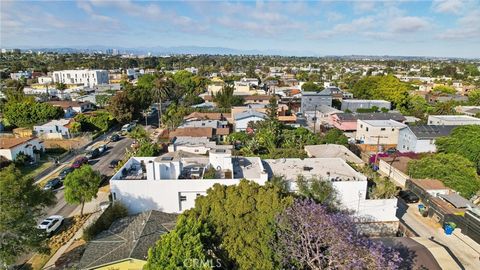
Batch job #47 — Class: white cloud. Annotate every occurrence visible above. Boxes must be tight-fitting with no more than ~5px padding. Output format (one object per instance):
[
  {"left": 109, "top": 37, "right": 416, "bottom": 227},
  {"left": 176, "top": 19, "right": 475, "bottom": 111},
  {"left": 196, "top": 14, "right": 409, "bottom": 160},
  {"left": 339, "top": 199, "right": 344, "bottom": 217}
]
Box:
[
  {"left": 333, "top": 17, "right": 375, "bottom": 32},
  {"left": 326, "top": 11, "right": 344, "bottom": 22},
  {"left": 353, "top": 1, "right": 376, "bottom": 13},
  {"left": 438, "top": 9, "right": 480, "bottom": 39},
  {"left": 389, "top": 16, "right": 430, "bottom": 33},
  {"left": 432, "top": 0, "right": 464, "bottom": 14}
]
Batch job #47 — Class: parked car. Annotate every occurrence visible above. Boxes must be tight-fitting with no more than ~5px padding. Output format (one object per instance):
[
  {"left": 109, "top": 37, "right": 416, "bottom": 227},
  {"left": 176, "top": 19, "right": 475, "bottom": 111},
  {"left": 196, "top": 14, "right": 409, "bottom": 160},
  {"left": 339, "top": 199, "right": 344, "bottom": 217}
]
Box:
[
  {"left": 98, "top": 144, "right": 108, "bottom": 154},
  {"left": 121, "top": 124, "right": 133, "bottom": 133},
  {"left": 72, "top": 157, "right": 88, "bottom": 168},
  {"left": 58, "top": 167, "right": 74, "bottom": 180},
  {"left": 37, "top": 215, "right": 64, "bottom": 235},
  {"left": 109, "top": 159, "right": 121, "bottom": 168},
  {"left": 110, "top": 133, "right": 121, "bottom": 142},
  {"left": 86, "top": 149, "right": 100, "bottom": 160},
  {"left": 43, "top": 178, "right": 63, "bottom": 190},
  {"left": 398, "top": 190, "right": 420, "bottom": 204}
]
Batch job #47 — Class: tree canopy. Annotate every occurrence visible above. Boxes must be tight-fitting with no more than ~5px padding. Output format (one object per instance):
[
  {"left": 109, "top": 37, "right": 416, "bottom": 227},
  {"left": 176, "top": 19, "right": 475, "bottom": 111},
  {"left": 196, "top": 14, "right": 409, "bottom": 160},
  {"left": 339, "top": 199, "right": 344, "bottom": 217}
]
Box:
[
  {"left": 3, "top": 99, "right": 64, "bottom": 127},
  {"left": 0, "top": 165, "right": 55, "bottom": 265},
  {"left": 351, "top": 75, "right": 410, "bottom": 107},
  {"left": 146, "top": 180, "right": 294, "bottom": 270},
  {"left": 408, "top": 153, "right": 480, "bottom": 198},
  {"left": 301, "top": 81, "right": 323, "bottom": 92},
  {"left": 213, "top": 85, "right": 244, "bottom": 109},
  {"left": 436, "top": 125, "right": 480, "bottom": 169},
  {"left": 64, "top": 165, "right": 101, "bottom": 215},
  {"left": 274, "top": 199, "right": 401, "bottom": 269}
]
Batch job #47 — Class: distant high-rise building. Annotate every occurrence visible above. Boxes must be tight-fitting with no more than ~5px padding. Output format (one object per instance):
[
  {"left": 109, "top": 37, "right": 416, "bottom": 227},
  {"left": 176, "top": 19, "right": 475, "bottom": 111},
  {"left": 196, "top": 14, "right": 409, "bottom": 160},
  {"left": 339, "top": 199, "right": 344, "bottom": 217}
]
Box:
[
  {"left": 112, "top": 48, "right": 119, "bottom": 55},
  {"left": 105, "top": 48, "right": 113, "bottom": 55}
]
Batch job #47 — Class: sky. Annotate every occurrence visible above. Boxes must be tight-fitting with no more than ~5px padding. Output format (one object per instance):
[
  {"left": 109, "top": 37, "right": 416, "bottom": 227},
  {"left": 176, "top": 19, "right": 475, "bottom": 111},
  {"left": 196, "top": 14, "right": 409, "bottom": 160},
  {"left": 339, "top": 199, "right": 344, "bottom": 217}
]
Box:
[{"left": 1, "top": 0, "right": 479, "bottom": 58}]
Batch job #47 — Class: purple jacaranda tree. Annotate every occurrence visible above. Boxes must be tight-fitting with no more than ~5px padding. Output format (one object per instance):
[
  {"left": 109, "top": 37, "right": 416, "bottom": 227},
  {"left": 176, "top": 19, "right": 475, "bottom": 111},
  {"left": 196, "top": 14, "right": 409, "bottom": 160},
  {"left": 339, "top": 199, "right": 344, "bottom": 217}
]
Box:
[{"left": 274, "top": 199, "right": 402, "bottom": 270}]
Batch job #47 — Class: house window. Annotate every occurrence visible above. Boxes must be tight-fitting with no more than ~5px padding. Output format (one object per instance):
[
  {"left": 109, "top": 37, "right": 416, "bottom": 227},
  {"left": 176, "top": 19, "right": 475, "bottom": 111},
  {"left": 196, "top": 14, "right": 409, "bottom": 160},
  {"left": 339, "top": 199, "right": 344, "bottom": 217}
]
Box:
[
  {"left": 366, "top": 127, "right": 369, "bottom": 131},
  {"left": 392, "top": 128, "right": 395, "bottom": 131},
  {"left": 360, "top": 124, "right": 363, "bottom": 128},
  {"left": 180, "top": 195, "right": 187, "bottom": 202},
  {"left": 112, "top": 192, "right": 116, "bottom": 200},
  {"left": 380, "top": 128, "right": 386, "bottom": 131}
]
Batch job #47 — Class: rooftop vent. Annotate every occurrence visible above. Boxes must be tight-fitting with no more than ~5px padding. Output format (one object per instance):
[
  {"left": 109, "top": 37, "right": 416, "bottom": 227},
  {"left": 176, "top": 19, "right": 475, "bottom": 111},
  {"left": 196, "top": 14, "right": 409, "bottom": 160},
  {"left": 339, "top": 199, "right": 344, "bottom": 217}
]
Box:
[
  {"left": 303, "top": 166, "right": 313, "bottom": 171},
  {"left": 161, "top": 157, "right": 174, "bottom": 161}
]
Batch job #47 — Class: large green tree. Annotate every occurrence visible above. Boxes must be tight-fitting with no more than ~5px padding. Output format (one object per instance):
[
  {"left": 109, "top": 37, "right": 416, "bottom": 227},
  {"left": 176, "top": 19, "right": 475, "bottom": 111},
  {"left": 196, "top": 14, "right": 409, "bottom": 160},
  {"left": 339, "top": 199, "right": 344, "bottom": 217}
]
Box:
[
  {"left": 146, "top": 180, "right": 293, "bottom": 270},
  {"left": 408, "top": 153, "right": 480, "bottom": 198},
  {"left": 145, "top": 215, "right": 216, "bottom": 270},
  {"left": 436, "top": 125, "right": 480, "bottom": 169},
  {"left": 351, "top": 75, "right": 410, "bottom": 107},
  {"left": 3, "top": 100, "right": 64, "bottom": 127},
  {"left": 213, "top": 85, "right": 244, "bottom": 109},
  {"left": 64, "top": 165, "right": 101, "bottom": 215},
  {"left": 467, "top": 89, "right": 480, "bottom": 105},
  {"left": 108, "top": 91, "right": 136, "bottom": 123},
  {"left": 0, "top": 165, "right": 55, "bottom": 265}
]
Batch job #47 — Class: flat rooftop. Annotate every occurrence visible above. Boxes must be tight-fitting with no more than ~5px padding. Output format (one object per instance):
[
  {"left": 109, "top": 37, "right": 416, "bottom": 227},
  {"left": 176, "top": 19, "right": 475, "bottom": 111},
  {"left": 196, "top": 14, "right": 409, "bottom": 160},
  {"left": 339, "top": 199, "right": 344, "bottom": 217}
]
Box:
[
  {"left": 360, "top": 119, "right": 407, "bottom": 127},
  {"left": 429, "top": 115, "right": 480, "bottom": 121},
  {"left": 263, "top": 158, "right": 366, "bottom": 182},
  {"left": 304, "top": 144, "right": 364, "bottom": 165}
]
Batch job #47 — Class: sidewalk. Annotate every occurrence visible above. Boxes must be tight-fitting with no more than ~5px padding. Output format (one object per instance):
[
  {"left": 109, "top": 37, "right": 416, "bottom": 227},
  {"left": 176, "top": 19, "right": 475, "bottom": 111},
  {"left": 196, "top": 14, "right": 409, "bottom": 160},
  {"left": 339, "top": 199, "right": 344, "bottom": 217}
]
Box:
[{"left": 42, "top": 191, "right": 110, "bottom": 269}]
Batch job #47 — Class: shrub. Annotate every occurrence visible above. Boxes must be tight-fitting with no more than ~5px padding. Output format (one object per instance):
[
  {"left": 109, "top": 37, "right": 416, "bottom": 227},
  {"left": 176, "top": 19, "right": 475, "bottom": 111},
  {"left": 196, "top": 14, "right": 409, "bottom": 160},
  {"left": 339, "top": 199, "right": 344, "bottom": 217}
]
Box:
[{"left": 82, "top": 203, "right": 128, "bottom": 241}]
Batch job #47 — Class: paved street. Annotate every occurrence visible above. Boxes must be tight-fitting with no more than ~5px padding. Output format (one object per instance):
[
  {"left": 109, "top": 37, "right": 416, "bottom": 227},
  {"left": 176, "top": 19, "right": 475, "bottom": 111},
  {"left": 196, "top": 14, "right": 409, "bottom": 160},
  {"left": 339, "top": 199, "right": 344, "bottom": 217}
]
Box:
[{"left": 42, "top": 136, "right": 133, "bottom": 218}]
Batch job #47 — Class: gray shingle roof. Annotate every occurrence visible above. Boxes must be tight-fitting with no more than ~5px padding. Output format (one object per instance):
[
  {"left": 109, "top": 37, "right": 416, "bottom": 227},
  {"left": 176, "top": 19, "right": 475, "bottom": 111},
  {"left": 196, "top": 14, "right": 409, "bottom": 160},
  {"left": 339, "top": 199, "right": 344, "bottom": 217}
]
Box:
[
  {"left": 78, "top": 210, "right": 177, "bottom": 269},
  {"left": 409, "top": 125, "right": 457, "bottom": 139},
  {"left": 439, "top": 193, "right": 475, "bottom": 209}
]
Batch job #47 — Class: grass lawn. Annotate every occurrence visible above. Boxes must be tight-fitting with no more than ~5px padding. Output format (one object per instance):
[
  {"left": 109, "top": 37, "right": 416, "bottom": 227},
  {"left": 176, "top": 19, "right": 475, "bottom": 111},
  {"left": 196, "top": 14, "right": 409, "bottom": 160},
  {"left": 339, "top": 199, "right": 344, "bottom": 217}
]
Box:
[{"left": 19, "top": 158, "right": 53, "bottom": 178}]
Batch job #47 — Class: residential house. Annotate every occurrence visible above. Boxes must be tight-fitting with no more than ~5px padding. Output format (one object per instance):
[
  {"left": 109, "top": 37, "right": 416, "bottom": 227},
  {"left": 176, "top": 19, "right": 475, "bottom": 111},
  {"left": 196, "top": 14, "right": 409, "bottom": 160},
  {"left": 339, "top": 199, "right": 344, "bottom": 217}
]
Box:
[
  {"left": 356, "top": 119, "right": 407, "bottom": 145},
  {"left": 304, "top": 144, "right": 364, "bottom": 166},
  {"left": 10, "top": 71, "right": 32, "bottom": 80},
  {"left": 330, "top": 112, "right": 406, "bottom": 132},
  {"left": 455, "top": 106, "right": 480, "bottom": 117},
  {"left": 300, "top": 89, "right": 333, "bottom": 112},
  {"left": 234, "top": 110, "right": 267, "bottom": 132},
  {"left": 78, "top": 210, "right": 177, "bottom": 270},
  {"left": 47, "top": 100, "right": 95, "bottom": 117},
  {"left": 33, "top": 119, "right": 74, "bottom": 139},
  {"left": 427, "top": 115, "right": 480, "bottom": 126},
  {"left": 263, "top": 158, "right": 397, "bottom": 222},
  {"left": 341, "top": 100, "right": 391, "bottom": 112},
  {"left": 0, "top": 137, "right": 44, "bottom": 161},
  {"left": 184, "top": 112, "right": 230, "bottom": 122},
  {"left": 304, "top": 105, "right": 342, "bottom": 126},
  {"left": 168, "top": 137, "right": 233, "bottom": 154},
  {"left": 110, "top": 150, "right": 269, "bottom": 213},
  {"left": 207, "top": 77, "right": 224, "bottom": 94},
  {"left": 169, "top": 127, "right": 214, "bottom": 139},
  {"left": 243, "top": 95, "right": 271, "bottom": 105},
  {"left": 397, "top": 125, "right": 456, "bottom": 153}
]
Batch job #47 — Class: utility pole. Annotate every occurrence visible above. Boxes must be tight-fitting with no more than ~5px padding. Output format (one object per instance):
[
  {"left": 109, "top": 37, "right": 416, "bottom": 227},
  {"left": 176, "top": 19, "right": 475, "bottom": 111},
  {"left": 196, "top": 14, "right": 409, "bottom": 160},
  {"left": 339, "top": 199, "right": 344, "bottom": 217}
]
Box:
[
  {"left": 313, "top": 104, "right": 318, "bottom": 133},
  {"left": 371, "top": 135, "right": 388, "bottom": 165}
]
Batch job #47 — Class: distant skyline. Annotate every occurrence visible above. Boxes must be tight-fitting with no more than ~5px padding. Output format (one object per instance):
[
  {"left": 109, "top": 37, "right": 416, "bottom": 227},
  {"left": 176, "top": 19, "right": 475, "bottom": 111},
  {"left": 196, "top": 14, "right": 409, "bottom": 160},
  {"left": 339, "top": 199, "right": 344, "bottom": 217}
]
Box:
[{"left": 1, "top": 0, "right": 479, "bottom": 58}]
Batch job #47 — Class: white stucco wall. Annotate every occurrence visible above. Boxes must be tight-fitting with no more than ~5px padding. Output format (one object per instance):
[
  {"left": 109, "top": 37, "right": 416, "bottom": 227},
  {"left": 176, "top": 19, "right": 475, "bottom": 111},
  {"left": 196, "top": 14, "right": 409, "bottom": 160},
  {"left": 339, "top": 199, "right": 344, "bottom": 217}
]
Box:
[
  {"left": 398, "top": 127, "right": 436, "bottom": 153},
  {"left": 111, "top": 177, "right": 268, "bottom": 214},
  {"left": 357, "top": 199, "right": 398, "bottom": 222},
  {"left": 378, "top": 159, "right": 408, "bottom": 187},
  {"left": 235, "top": 116, "right": 265, "bottom": 131},
  {"left": 0, "top": 138, "right": 44, "bottom": 161}
]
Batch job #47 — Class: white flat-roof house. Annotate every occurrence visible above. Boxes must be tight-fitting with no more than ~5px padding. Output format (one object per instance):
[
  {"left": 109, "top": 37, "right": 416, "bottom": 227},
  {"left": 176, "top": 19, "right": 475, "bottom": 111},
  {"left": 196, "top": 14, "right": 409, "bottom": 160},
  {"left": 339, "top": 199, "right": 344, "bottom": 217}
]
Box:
[
  {"left": 168, "top": 137, "right": 233, "bottom": 155},
  {"left": 0, "top": 137, "right": 44, "bottom": 161},
  {"left": 33, "top": 119, "right": 73, "bottom": 139},
  {"left": 263, "top": 158, "right": 398, "bottom": 222},
  {"left": 52, "top": 70, "right": 109, "bottom": 87},
  {"left": 427, "top": 115, "right": 480, "bottom": 126},
  {"left": 356, "top": 119, "right": 407, "bottom": 145},
  {"left": 110, "top": 150, "right": 269, "bottom": 214}
]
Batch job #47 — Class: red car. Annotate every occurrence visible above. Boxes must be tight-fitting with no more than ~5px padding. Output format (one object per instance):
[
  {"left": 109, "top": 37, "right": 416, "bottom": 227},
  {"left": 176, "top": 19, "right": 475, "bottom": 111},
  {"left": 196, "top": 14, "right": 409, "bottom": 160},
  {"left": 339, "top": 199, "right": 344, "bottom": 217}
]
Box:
[{"left": 72, "top": 157, "right": 88, "bottom": 168}]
